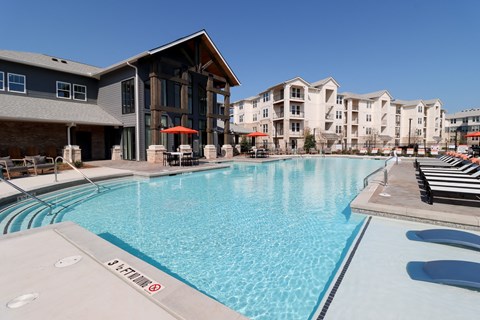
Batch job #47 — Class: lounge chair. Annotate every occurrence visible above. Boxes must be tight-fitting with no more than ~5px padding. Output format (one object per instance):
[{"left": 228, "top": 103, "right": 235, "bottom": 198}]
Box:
[
  {"left": 407, "top": 260, "right": 480, "bottom": 290},
  {"left": 371, "top": 148, "right": 378, "bottom": 155},
  {"left": 421, "top": 168, "right": 480, "bottom": 180},
  {"left": 420, "top": 163, "right": 477, "bottom": 174},
  {"left": 24, "top": 155, "right": 55, "bottom": 175},
  {"left": 425, "top": 184, "right": 480, "bottom": 205},
  {"left": 0, "top": 156, "right": 30, "bottom": 179},
  {"left": 359, "top": 148, "right": 367, "bottom": 155},
  {"left": 417, "top": 148, "right": 426, "bottom": 156},
  {"left": 407, "top": 229, "right": 480, "bottom": 250},
  {"left": 382, "top": 148, "right": 391, "bottom": 156}
]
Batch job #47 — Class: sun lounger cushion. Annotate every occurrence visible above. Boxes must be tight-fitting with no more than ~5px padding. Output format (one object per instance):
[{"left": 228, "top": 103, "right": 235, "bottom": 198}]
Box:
[
  {"left": 0, "top": 156, "right": 14, "bottom": 168},
  {"left": 410, "top": 229, "right": 480, "bottom": 250}
]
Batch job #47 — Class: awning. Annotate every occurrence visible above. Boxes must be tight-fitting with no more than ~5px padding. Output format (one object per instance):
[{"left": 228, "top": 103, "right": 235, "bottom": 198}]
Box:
[
  {"left": 321, "top": 132, "right": 339, "bottom": 140},
  {"left": 378, "top": 135, "right": 393, "bottom": 141}
]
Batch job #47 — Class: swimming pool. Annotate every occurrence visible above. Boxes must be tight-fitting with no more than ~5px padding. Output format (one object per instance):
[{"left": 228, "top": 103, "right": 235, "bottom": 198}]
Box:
[{"left": 2, "top": 157, "right": 382, "bottom": 319}]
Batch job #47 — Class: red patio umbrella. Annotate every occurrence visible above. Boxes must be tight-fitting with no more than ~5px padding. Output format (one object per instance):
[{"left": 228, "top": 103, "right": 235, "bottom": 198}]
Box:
[
  {"left": 160, "top": 126, "right": 198, "bottom": 134},
  {"left": 465, "top": 131, "right": 480, "bottom": 138},
  {"left": 246, "top": 131, "right": 268, "bottom": 137}
]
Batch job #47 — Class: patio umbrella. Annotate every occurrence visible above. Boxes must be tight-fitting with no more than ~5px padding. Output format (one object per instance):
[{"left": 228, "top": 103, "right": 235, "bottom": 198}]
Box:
[
  {"left": 465, "top": 131, "right": 480, "bottom": 138},
  {"left": 246, "top": 131, "right": 268, "bottom": 137},
  {"left": 160, "top": 125, "right": 198, "bottom": 135}
]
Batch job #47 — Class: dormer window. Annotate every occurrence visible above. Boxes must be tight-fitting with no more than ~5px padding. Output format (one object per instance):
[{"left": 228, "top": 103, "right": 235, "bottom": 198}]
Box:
[{"left": 57, "top": 81, "right": 71, "bottom": 99}]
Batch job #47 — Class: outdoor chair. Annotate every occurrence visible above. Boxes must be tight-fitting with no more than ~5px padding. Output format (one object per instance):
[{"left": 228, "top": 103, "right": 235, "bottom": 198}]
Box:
[
  {"left": 24, "top": 155, "right": 55, "bottom": 175},
  {"left": 0, "top": 156, "right": 30, "bottom": 179}
]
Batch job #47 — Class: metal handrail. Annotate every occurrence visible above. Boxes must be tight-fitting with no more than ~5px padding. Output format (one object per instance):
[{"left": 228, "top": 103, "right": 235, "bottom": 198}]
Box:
[
  {"left": 363, "top": 166, "right": 385, "bottom": 188},
  {"left": 0, "top": 170, "right": 53, "bottom": 214},
  {"left": 363, "top": 155, "right": 396, "bottom": 189},
  {"left": 54, "top": 156, "right": 100, "bottom": 193}
]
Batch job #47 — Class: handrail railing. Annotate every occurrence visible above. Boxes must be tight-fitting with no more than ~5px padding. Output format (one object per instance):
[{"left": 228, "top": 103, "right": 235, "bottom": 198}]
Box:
[
  {"left": 363, "top": 167, "right": 385, "bottom": 189},
  {"left": 54, "top": 156, "right": 100, "bottom": 193},
  {"left": 363, "top": 155, "right": 397, "bottom": 189},
  {"left": 0, "top": 169, "right": 53, "bottom": 214}
]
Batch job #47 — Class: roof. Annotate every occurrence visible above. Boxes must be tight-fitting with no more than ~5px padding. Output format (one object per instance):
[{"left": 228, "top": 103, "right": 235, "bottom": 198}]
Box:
[
  {"left": 321, "top": 132, "right": 339, "bottom": 140},
  {"left": 0, "top": 50, "right": 102, "bottom": 77},
  {"left": 311, "top": 77, "right": 340, "bottom": 88},
  {"left": 263, "top": 76, "right": 311, "bottom": 92},
  {"left": 0, "top": 94, "right": 122, "bottom": 126},
  {"left": 216, "top": 121, "right": 252, "bottom": 134},
  {"left": 393, "top": 99, "right": 424, "bottom": 107},
  {"left": 339, "top": 92, "right": 374, "bottom": 101},
  {"left": 363, "top": 90, "right": 393, "bottom": 100},
  {"left": 423, "top": 99, "right": 443, "bottom": 106},
  {"left": 95, "top": 30, "right": 240, "bottom": 86}
]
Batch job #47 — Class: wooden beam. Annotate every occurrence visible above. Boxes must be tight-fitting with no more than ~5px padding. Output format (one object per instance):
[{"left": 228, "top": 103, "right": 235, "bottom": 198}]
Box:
[
  {"left": 207, "top": 113, "right": 230, "bottom": 121},
  {"left": 158, "top": 73, "right": 189, "bottom": 85},
  {"left": 159, "top": 106, "right": 188, "bottom": 114},
  {"left": 209, "top": 87, "right": 230, "bottom": 97}
]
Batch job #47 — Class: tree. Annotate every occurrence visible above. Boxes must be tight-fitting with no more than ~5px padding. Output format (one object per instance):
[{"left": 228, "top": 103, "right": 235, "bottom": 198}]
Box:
[{"left": 303, "top": 127, "right": 316, "bottom": 151}]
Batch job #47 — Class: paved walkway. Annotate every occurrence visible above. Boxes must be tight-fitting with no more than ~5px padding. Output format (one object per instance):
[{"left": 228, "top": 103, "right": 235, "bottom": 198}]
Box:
[{"left": 351, "top": 158, "right": 480, "bottom": 229}]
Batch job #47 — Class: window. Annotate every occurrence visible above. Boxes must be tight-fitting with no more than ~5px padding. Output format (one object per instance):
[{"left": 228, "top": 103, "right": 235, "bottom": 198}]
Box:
[
  {"left": 291, "top": 105, "right": 300, "bottom": 115},
  {"left": 366, "top": 101, "right": 372, "bottom": 109},
  {"left": 336, "top": 110, "right": 342, "bottom": 119},
  {"left": 418, "top": 105, "right": 423, "bottom": 113},
  {"left": 263, "top": 92, "right": 270, "bottom": 102},
  {"left": 253, "top": 113, "right": 258, "bottom": 121},
  {"left": 366, "top": 114, "right": 372, "bottom": 122},
  {"left": 416, "top": 129, "right": 422, "bottom": 136},
  {"left": 451, "top": 119, "right": 456, "bottom": 124},
  {"left": 56, "top": 81, "right": 71, "bottom": 99},
  {"left": 8, "top": 73, "right": 26, "bottom": 93},
  {"left": 121, "top": 78, "right": 135, "bottom": 114},
  {"left": 262, "top": 124, "right": 268, "bottom": 133},
  {"left": 253, "top": 100, "right": 258, "bottom": 108},
  {"left": 262, "top": 108, "right": 269, "bottom": 118},
  {"left": 73, "top": 84, "right": 87, "bottom": 101},
  {"left": 239, "top": 102, "right": 244, "bottom": 110},
  {"left": 366, "top": 127, "right": 372, "bottom": 135},
  {"left": 239, "top": 115, "right": 244, "bottom": 123},
  {"left": 0, "top": 71, "right": 4, "bottom": 90},
  {"left": 336, "top": 95, "right": 343, "bottom": 104},
  {"left": 291, "top": 122, "right": 300, "bottom": 132},
  {"left": 291, "top": 87, "right": 301, "bottom": 98},
  {"left": 336, "top": 125, "right": 342, "bottom": 134},
  {"left": 418, "top": 118, "right": 422, "bottom": 125}
]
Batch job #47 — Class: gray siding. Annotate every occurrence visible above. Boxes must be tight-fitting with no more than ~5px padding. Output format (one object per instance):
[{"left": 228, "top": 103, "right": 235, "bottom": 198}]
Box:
[{"left": 0, "top": 60, "right": 98, "bottom": 103}]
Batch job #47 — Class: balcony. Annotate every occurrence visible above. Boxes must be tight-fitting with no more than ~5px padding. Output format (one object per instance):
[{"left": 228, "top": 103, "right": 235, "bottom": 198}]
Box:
[
  {"left": 325, "top": 114, "right": 334, "bottom": 122},
  {"left": 395, "top": 122, "right": 401, "bottom": 126},
  {"left": 381, "top": 120, "right": 387, "bottom": 126},
  {"left": 290, "top": 130, "right": 304, "bottom": 137},
  {"left": 273, "top": 93, "right": 284, "bottom": 104},
  {"left": 351, "top": 106, "right": 359, "bottom": 112},
  {"left": 290, "top": 112, "right": 304, "bottom": 119},
  {"left": 351, "top": 118, "right": 359, "bottom": 125},
  {"left": 290, "top": 93, "right": 304, "bottom": 101},
  {"left": 273, "top": 112, "right": 284, "bottom": 120},
  {"left": 274, "top": 129, "right": 284, "bottom": 137}
]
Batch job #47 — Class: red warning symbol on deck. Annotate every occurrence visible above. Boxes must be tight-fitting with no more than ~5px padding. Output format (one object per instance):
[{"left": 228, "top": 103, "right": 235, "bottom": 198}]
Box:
[{"left": 148, "top": 283, "right": 163, "bottom": 293}]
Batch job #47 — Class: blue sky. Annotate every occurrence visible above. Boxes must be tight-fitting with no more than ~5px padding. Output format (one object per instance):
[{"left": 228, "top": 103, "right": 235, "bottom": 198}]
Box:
[{"left": 3, "top": 0, "right": 480, "bottom": 113}]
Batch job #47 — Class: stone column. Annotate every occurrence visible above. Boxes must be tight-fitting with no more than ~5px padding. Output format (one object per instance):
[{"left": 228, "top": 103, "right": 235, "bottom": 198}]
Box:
[
  {"left": 204, "top": 145, "right": 217, "bottom": 160},
  {"left": 221, "top": 144, "right": 233, "bottom": 158},
  {"left": 63, "top": 145, "right": 81, "bottom": 163},
  {"left": 111, "top": 145, "right": 122, "bottom": 160},
  {"left": 205, "top": 75, "right": 216, "bottom": 159},
  {"left": 147, "top": 145, "right": 167, "bottom": 164}
]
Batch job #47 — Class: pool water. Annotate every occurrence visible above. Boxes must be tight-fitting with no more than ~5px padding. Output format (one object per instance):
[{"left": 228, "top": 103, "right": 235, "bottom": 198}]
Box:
[{"left": 53, "top": 158, "right": 381, "bottom": 319}]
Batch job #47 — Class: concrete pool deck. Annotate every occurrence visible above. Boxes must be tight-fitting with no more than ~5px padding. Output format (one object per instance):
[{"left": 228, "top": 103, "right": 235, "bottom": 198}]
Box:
[{"left": 1, "top": 155, "right": 480, "bottom": 319}]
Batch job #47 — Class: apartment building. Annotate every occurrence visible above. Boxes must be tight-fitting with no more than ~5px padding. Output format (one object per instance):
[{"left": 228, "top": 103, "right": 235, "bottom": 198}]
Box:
[
  {"left": 445, "top": 108, "right": 480, "bottom": 147},
  {"left": 0, "top": 30, "right": 239, "bottom": 161},
  {"left": 232, "top": 77, "right": 444, "bottom": 151}
]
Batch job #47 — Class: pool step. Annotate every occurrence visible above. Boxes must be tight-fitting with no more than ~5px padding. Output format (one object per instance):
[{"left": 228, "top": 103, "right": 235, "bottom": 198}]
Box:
[{"left": 0, "top": 179, "right": 136, "bottom": 234}]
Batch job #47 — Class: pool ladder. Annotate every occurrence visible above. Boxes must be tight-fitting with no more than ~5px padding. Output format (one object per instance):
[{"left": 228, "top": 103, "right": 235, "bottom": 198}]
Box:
[
  {"left": 363, "top": 155, "right": 396, "bottom": 188},
  {"left": 54, "top": 156, "right": 101, "bottom": 193}
]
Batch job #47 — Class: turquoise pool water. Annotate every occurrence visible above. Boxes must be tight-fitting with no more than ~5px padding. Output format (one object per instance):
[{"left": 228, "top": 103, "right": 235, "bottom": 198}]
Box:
[{"left": 52, "top": 158, "right": 379, "bottom": 319}]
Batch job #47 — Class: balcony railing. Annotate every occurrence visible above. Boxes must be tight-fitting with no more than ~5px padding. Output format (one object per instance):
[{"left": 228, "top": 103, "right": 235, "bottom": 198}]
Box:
[
  {"left": 290, "top": 93, "right": 305, "bottom": 100},
  {"left": 290, "top": 112, "right": 304, "bottom": 118},
  {"left": 352, "top": 106, "right": 359, "bottom": 111},
  {"left": 351, "top": 119, "right": 359, "bottom": 124},
  {"left": 381, "top": 120, "right": 387, "bottom": 126},
  {"left": 326, "top": 114, "right": 334, "bottom": 121},
  {"left": 273, "top": 112, "right": 284, "bottom": 119},
  {"left": 290, "top": 130, "right": 304, "bottom": 136},
  {"left": 273, "top": 94, "right": 284, "bottom": 102}
]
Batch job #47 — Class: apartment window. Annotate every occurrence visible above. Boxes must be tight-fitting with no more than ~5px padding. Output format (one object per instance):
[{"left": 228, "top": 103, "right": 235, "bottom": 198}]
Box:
[
  {"left": 73, "top": 84, "right": 87, "bottom": 101},
  {"left": 451, "top": 119, "right": 456, "bottom": 124},
  {"left": 335, "top": 125, "right": 342, "bottom": 134},
  {"left": 366, "top": 114, "right": 372, "bottom": 122},
  {"left": 418, "top": 105, "right": 423, "bottom": 113},
  {"left": 366, "top": 101, "right": 372, "bottom": 109},
  {"left": 0, "top": 71, "right": 4, "bottom": 90},
  {"left": 253, "top": 100, "right": 258, "bottom": 108},
  {"left": 291, "top": 87, "right": 301, "bottom": 98},
  {"left": 56, "top": 81, "right": 71, "bottom": 99},
  {"left": 262, "top": 108, "right": 269, "bottom": 118},
  {"left": 418, "top": 118, "right": 422, "bottom": 125},
  {"left": 336, "top": 95, "right": 343, "bottom": 104},
  {"left": 291, "top": 105, "right": 300, "bottom": 115},
  {"left": 416, "top": 129, "right": 422, "bottom": 136},
  {"left": 366, "top": 127, "right": 372, "bottom": 135},
  {"left": 263, "top": 92, "right": 270, "bottom": 102},
  {"left": 291, "top": 122, "right": 300, "bottom": 132},
  {"left": 253, "top": 113, "right": 258, "bottom": 121},
  {"left": 262, "top": 124, "right": 268, "bottom": 133},
  {"left": 253, "top": 126, "right": 257, "bottom": 132},
  {"left": 239, "top": 115, "right": 244, "bottom": 123},
  {"left": 336, "top": 110, "right": 342, "bottom": 119},
  {"left": 8, "top": 73, "right": 26, "bottom": 93},
  {"left": 239, "top": 102, "right": 244, "bottom": 110},
  {"left": 121, "top": 78, "right": 135, "bottom": 114}
]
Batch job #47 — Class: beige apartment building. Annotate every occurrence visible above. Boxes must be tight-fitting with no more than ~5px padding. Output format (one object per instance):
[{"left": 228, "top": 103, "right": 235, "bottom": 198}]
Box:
[
  {"left": 445, "top": 108, "right": 480, "bottom": 147},
  {"left": 232, "top": 77, "right": 445, "bottom": 152}
]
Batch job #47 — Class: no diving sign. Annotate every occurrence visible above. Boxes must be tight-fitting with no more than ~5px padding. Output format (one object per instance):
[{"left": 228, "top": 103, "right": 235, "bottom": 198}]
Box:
[{"left": 105, "top": 259, "right": 164, "bottom": 296}]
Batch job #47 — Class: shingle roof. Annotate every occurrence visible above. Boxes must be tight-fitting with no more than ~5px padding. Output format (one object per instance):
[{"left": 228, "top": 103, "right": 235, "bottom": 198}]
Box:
[
  {"left": 0, "top": 94, "right": 122, "bottom": 126},
  {"left": 363, "top": 90, "right": 393, "bottom": 99},
  {"left": 311, "top": 77, "right": 340, "bottom": 88},
  {"left": 393, "top": 99, "right": 424, "bottom": 107},
  {"left": 0, "top": 50, "right": 103, "bottom": 77},
  {"left": 339, "top": 92, "right": 374, "bottom": 101}
]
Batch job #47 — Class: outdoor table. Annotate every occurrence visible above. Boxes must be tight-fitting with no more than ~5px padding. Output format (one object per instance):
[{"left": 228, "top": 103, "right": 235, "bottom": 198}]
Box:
[{"left": 170, "top": 152, "right": 184, "bottom": 167}]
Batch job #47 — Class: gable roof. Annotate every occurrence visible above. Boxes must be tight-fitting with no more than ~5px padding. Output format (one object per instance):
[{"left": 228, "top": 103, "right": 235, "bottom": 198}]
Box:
[
  {"left": 363, "top": 90, "right": 393, "bottom": 100},
  {"left": 311, "top": 77, "right": 340, "bottom": 88},
  {"left": 423, "top": 98, "right": 443, "bottom": 106},
  {"left": 95, "top": 30, "right": 240, "bottom": 86},
  {"left": 394, "top": 99, "right": 425, "bottom": 107},
  {"left": 339, "top": 92, "right": 374, "bottom": 101},
  {"left": 0, "top": 94, "right": 122, "bottom": 126},
  {"left": 0, "top": 50, "right": 102, "bottom": 77}
]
